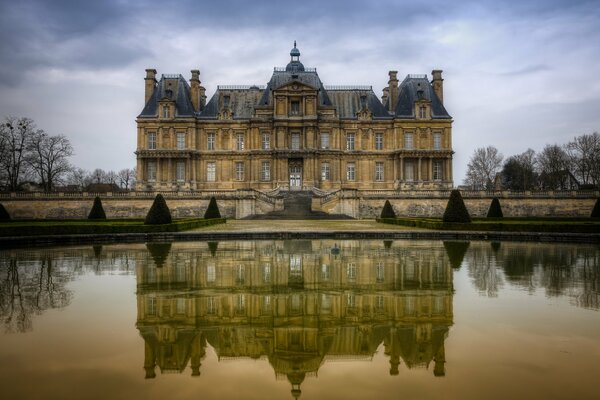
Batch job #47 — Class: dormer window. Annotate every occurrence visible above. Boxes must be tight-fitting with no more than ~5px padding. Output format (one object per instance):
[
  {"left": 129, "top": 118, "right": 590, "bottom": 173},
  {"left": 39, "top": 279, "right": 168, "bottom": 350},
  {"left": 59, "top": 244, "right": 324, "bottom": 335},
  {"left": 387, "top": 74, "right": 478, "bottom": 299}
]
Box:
[
  {"left": 162, "top": 105, "right": 170, "bottom": 118},
  {"left": 223, "top": 95, "right": 230, "bottom": 108},
  {"left": 290, "top": 100, "right": 300, "bottom": 115},
  {"left": 360, "top": 95, "right": 367, "bottom": 108},
  {"left": 419, "top": 105, "right": 427, "bottom": 119}
]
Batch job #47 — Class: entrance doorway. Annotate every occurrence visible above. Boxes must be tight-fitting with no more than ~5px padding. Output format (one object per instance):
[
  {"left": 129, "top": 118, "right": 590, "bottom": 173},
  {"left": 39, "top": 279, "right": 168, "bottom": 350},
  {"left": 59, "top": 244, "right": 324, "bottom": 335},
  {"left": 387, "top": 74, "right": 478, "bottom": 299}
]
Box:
[{"left": 289, "top": 159, "right": 303, "bottom": 189}]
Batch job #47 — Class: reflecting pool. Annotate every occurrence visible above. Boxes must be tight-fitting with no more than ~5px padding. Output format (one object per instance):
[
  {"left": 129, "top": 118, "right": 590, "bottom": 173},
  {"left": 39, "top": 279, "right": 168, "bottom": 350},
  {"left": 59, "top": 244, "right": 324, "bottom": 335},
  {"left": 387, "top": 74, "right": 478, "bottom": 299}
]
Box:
[{"left": 0, "top": 240, "right": 599, "bottom": 399}]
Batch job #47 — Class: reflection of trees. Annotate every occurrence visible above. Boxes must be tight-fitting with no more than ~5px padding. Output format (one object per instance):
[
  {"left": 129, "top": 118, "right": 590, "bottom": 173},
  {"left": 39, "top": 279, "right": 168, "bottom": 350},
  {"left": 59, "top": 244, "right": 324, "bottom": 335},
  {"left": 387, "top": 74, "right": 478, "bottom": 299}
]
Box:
[{"left": 466, "top": 243, "right": 503, "bottom": 297}]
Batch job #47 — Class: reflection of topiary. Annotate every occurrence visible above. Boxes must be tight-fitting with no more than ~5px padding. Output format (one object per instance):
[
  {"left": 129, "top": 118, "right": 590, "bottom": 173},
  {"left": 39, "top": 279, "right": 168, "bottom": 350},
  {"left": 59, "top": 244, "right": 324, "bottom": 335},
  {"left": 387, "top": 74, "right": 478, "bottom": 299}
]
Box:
[
  {"left": 204, "top": 197, "right": 222, "bottom": 219},
  {"left": 380, "top": 200, "right": 396, "bottom": 219},
  {"left": 592, "top": 198, "right": 600, "bottom": 218},
  {"left": 487, "top": 197, "right": 503, "bottom": 218},
  {"left": 443, "top": 190, "right": 471, "bottom": 223},
  {"left": 383, "top": 240, "right": 393, "bottom": 250},
  {"left": 146, "top": 242, "right": 172, "bottom": 268},
  {"left": 208, "top": 241, "right": 219, "bottom": 257},
  {"left": 491, "top": 241, "right": 501, "bottom": 253},
  {"left": 443, "top": 241, "right": 470, "bottom": 269},
  {"left": 88, "top": 196, "right": 107, "bottom": 219},
  {"left": 92, "top": 245, "right": 103, "bottom": 258},
  {"left": 0, "top": 202, "right": 10, "bottom": 221},
  {"left": 145, "top": 194, "right": 172, "bottom": 225}
]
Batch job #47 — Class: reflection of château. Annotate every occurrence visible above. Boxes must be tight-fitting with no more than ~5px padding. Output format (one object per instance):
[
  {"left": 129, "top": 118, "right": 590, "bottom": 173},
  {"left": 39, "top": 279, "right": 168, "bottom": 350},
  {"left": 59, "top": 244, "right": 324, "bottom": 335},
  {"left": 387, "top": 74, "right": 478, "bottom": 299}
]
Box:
[{"left": 136, "top": 240, "right": 454, "bottom": 397}]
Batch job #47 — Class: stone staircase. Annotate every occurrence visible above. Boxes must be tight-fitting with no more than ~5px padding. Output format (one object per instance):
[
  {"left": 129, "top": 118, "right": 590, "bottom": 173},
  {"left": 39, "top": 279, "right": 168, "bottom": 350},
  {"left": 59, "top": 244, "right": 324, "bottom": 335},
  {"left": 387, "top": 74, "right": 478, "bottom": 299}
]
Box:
[{"left": 247, "top": 190, "right": 352, "bottom": 220}]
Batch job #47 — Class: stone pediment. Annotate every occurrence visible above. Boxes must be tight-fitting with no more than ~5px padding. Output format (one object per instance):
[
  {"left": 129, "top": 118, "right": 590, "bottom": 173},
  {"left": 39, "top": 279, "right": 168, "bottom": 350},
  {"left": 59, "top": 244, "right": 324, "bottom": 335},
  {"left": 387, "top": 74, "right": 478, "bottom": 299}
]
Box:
[{"left": 274, "top": 81, "right": 318, "bottom": 92}]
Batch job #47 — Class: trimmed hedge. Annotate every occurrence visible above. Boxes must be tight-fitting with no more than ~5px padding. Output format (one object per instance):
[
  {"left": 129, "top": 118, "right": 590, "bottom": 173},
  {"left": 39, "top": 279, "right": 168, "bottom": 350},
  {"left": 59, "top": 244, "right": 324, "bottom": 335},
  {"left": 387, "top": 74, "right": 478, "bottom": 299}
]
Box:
[
  {"left": 377, "top": 217, "right": 600, "bottom": 233},
  {"left": 592, "top": 198, "right": 600, "bottom": 218},
  {"left": 443, "top": 190, "right": 471, "bottom": 223},
  {"left": 487, "top": 198, "right": 503, "bottom": 218},
  {"left": 145, "top": 194, "right": 172, "bottom": 225},
  {"left": 88, "top": 196, "right": 107, "bottom": 219},
  {"left": 0, "top": 217, "right": 226, "bottom": 237},
  {"left": 380, "top": 200, "right": 396, "bottom": 219},
  {"left": 204, "top": 197, "right": 222, "bottom": 219},
  {"left": 0, "top": 202, "right": 10, "bottom": 221}
]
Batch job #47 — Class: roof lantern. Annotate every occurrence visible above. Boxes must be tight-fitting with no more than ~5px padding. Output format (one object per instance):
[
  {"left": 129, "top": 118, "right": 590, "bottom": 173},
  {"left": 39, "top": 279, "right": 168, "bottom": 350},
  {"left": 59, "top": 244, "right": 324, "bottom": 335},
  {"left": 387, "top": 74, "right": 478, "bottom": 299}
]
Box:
[{"left": 286, "top": 41, "right": 305, "bottom": 72}]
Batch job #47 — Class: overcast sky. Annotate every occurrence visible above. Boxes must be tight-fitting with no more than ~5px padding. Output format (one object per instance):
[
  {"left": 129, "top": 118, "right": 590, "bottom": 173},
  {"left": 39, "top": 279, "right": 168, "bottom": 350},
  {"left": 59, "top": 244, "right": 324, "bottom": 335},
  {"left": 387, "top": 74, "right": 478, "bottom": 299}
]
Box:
[{"left": 1, "top": 0, "right": 599, "bottom": 183}]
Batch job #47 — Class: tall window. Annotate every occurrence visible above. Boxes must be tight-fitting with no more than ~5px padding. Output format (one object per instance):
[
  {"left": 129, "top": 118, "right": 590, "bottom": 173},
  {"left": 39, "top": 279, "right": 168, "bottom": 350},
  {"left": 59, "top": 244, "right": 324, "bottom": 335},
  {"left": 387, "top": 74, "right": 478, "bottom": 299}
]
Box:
[
  {"left": 376, "top": 262, "right": 385, "bottom": 283},
  {"left": 263, "top": 264, "right": 271, "bottom": 283},
  {"left": 375, "top": 162, "right": 384, "bottom": 181},
  {"left": 206, "top": 162, "right": 216, "bottom": 182},
  {"left": 176, "top": 161, "right": 185, "bottom": 182},
  {"left": 405, "top": 161, "right": 414, "bottom": 181},
  {"left": 162, "top": 105, "right": 170, "bottom": 118},
  {"left": 207, "top": 263, "right": 216, "bottom": 283},
  {"left": 347, "top": 263, "right": 357, "bottom": 281},
  {"left": 176, "top": 132, "right": 186, "bottom": 149},
  {"left": 207, "top": 133, "right": 215, "bottom": 150},
  {"left": 375, "top": 133, "right": 384, "bottom": 150},
  {"left": 419, "top": 105, "right": 427, "bottom": 119},
  {"left": 262, "top": 133, "right": 270, "bottom": 150},
  {"left": 346, "top": 162, "right": 356, "bottom": 181},
  {"left": 404, "top": 132, "right": 413, "bottom": 149},
  {"left": 346, "top": 133, "right": 355, "bottom": 151},
  {"left": 261, "top": 161, "right": 270, "bottom": 181},
  {"left": 235, "top": 162, "right": 245, "bottom": 181},
  {"left": 433, "top": 160, "right": 443, "bottom": 181},
  {"left": 290, "top": 100, "right": 300, "bottom": 115},
  {"left": 147, "top": 161, "right": 156, "bottom": 181},
  {"left": 433, "top": 132, "right": 442, "bottom": 150},
  {"left": 291, "top": 133, "right": 300, "bottom": 150},
  {"left": 321, "top": 264, "right": 330, "bottom": 281},
  {"left": 321, "top": 162, "right": 330, "bottom": 181},
  {"left": 236, "top": 133, "right": 245, "bottom": 151},
  {"left": 321, "top": 132, "right": 330, "bottom": 149},
  {"left": 147, "top": 132, "right": 156, "bottom": 149},
  {"left": 223, "top": 95, "right": 230, "bottom": 107}
]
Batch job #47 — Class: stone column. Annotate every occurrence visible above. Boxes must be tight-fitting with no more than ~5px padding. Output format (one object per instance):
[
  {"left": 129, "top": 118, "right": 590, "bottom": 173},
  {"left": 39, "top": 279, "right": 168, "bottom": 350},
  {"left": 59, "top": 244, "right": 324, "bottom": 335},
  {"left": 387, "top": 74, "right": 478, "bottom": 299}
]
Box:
[
  {"left": 417, "top": 157, "right": 422, "bottom": 181},
  {"left": 399, "top": 156, "right": 404, "bottom": 182},
  {"left": 428, "top": 157, "right": 433, "bottom": 182}
]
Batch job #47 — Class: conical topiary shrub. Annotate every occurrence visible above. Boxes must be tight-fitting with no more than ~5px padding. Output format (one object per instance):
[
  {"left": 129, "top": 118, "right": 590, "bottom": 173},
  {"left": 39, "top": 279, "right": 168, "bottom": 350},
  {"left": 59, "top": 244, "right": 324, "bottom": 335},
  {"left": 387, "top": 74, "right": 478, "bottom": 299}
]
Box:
[
  {"left": 592, "top": 198, "right": 600, "bottom": 218},
  {"left": 145, "top": 194, "right": 172, "bottom": 225},
  {"left": 208, "top": 241, "right": 219, "bottom": 257},
  {"left": 0, "top": 202, "right": 11, "bottom": 221},
  {"left": 88, "top": 196, "right": 107, "bottom": 219},
  {"left": 442, "top": 190, "right": 471, "bottom": 223},
  {"left": 443, "top": 241, "right": 470, "bottom": 269},
  {"left": 486, "top": 197, "right": 503, "bottom": 218},
  {"left": 204, "top": 197, "right": 222, "bottom": 219},
  {"left": 380, "top": 200, "right": 396, "bottom": 219},
  {"left": 146, "top": 242, "right": 172, "bottom": 268}
]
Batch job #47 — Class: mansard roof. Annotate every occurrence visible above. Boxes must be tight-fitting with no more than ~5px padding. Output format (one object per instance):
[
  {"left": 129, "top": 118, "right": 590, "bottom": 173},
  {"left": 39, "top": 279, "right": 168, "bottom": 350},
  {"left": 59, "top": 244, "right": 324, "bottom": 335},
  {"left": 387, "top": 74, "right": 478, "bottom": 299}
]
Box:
[
  {"left": 139, "top": 74, "right": 195, "bottom": 118},
  {"left": 259, "top": 68, "right": 333, "bottom": 107},
  {"left": 199, "top": 86, "right": 264, "bottom": 120},
  {"left": 326, "top": 87, "right": 391, "bottom": 119},
  {"left": 394, "top": 75, "right": 451, "bottom": 119}
]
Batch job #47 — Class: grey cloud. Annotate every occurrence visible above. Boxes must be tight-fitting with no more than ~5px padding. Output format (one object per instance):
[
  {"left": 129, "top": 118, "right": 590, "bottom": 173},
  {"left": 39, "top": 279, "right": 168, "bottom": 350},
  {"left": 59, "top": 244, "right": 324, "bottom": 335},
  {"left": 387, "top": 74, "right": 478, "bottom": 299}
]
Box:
[{"left": 497, "top": 65, "right": 552, "bottom": 76}]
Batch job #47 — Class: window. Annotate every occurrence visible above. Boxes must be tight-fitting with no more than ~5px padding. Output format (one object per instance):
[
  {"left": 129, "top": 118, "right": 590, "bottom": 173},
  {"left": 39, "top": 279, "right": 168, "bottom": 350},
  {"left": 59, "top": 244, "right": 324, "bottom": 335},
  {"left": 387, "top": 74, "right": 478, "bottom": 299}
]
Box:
[
  {"left": 346, "top": 162, "right": 356, "bottom": 181},
  {"left": 375, "top": 133, "right": 384, "bottom": 150},
  {"left": 207, "top": 162, "right": 216, "bottom": 182},
  {"left": 291, "top": 133, "right": 300, "bottom": 150},
  {"left": 346, "top": 133, "right": 355, "bottom": 151},
  {"left": 207, "top": 132, "right": 215, "bottom": 150},
  {"left": 321, "top": 132, "right": 330, "bottom": 149},
  {"left": 263, "top": 263, "right": 271, "bottom": 283},
  {"left": 261, "top": 161, "right": 270, "bottom": 181},
  {"left": 162, "top": 105, "right": 170, "bottom": 118},
  {"left": 404, "top": 132, "right": 413, "bottom": 149},
  {"left": 433, "top": 132, "right": 442, "bottom": 150},
  {"left": 433, "top": 160, "right": 443, "bottom": 181},
  {"left": 147, "top": 132, "right": 156, "bottom": 149},
  {"left": 176, "top": 161, "right": 185, "bottom": 182},
  {"left": 321, "top": 162, "right": 330, "bottom": 181},
  {"left": 235, "top": 162, "right": 244, "bottom": 181},
  {"left": 207, "top": 263, "right": 216, "bottom": 283},
  {"left": 405, "top": 161, "right": 414, "bottom": 181},
  {"left": 419, "top": 105, "right": 427, "bottom": 119},
  {"left": 376, "top": 262, "right": 385, "bottom": 282},
  {"left": 223, "top": 95, "right": 230, "bottom": 107},
  {"left": 147, "top": 161, "right": 156, "bottom": 181},
  {"left": 290, "top": 100, "right": 300, "bottom": 115},
  {"left": 176, "top": 132, "right": 186, "bottom": 149},
  {"left": 236, "top": 133, "right": 245, "bottom": 151},
  {"left": 207, "top": 297, "right": 217, "bottom": 314},
  {"left": 176, "top": 298, "right": 186, "bottom": 314},
  {"left": 321, "top": 264, "right": 330, "bottom": 281},
  {"left": 262, "top": 133, "right": 270, "bottom": 150},
  {"left": 236, "top": 265, "right": 245, "bottom": 285},
  {"left": 375, "top": 162, "right": 384, "bottom": 181},
  {"left": 147, "top": 296, "right": 156, "bottom": 315},
  {"left": 347, "top": 263, "right": 357, "bottom": 281},
  {"left": 290, "top": 255, "right": 302, "bottom": 277}
]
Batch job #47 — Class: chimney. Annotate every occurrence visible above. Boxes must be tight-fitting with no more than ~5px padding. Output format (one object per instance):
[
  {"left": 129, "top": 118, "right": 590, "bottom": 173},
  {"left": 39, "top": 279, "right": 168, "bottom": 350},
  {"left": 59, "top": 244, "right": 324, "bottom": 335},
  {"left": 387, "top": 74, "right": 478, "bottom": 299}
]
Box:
[
  {"left": 190, "top": 70, "right": 200, "bottom": 111},
  {"left": 431, "top": 69, "right": 444, "bottom": 104},
  {"left": 144, "top": 69, "right": 157, "bottom": 105},
  {"left": 381, "top": 87, "right": 389, "bottom": 107},
  {"left": 388, "top": 71, "right": 399, "bottom": 112}
]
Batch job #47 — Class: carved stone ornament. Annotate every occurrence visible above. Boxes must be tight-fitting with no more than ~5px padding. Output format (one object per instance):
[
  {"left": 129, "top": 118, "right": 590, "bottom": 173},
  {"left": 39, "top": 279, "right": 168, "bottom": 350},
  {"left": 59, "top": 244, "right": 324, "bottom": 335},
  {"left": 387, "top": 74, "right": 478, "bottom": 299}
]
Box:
[
  {"left": 218, "top": 109, "right": 233, "bottom": 120},
  {"left": 357, "top": 108, "right": 373, "bottom": 120}
]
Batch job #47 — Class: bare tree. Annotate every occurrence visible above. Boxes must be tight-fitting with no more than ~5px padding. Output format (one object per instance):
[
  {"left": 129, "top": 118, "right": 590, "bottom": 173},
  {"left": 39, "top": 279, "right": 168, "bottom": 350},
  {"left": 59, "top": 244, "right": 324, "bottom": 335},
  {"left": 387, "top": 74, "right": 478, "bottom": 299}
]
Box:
[
  {"left": 501, "top": 149, "right": 537, "bottom": 190},
  {"left": 66, "top": 168, "right": 91, "bottom": 191},
  {"left": 118, "top": 168, "right": 136, "bottom": 190},
  {"left": 90, "top": 168, "right": 107, "bottom": 184},
  {"left": 105, "top": 170, "right": 118, "bottom": 186},
  {"left": 26, "top": 131, "right": 73, "bottom": 191},
  {"left": 536, "top": 144, "right": 572, "bottom": 189},
  {"left": 0, "top": 117, "right": 36, "bottom": 191},
  {"left": 464, "top": 146, "right": 503, "bottom": 190},
  {"left": 566, "top": 132, "right": 600, "bottom": 188}
]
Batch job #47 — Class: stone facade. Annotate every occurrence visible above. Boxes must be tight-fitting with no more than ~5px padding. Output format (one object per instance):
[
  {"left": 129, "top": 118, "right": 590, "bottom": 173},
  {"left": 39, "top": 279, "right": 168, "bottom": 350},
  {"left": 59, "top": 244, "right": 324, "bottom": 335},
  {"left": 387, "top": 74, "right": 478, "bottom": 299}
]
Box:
[{"left": 136, "top": 44, "right": 454, "bottom": 193}]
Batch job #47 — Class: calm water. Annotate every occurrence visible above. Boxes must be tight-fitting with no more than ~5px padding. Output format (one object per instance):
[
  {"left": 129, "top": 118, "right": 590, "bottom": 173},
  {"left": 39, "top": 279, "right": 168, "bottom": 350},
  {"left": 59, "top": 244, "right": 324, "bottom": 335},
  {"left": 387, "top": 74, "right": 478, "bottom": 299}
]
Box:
[{"left": 0, "top": 240, "right": 599, "bottom": 400}]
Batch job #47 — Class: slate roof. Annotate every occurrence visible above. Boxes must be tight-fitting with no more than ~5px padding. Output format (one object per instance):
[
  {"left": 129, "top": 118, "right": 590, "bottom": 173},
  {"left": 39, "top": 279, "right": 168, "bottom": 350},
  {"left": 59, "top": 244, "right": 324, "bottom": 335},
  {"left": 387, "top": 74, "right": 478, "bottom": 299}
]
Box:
[
  {"left": 199, "top": 87, "right": 264, "bottom": 119},
  {"left": 394, "top": 76, "right": 451, "bottom": 119},
  {"left": 259, "top": 69, "right": 333, "bottom": 107},
  {"left": 327, "top": 89, "right": 391, "bottom": 119},
  {"left": 139, "top": 75, "right": 195, "bottom": 118}
]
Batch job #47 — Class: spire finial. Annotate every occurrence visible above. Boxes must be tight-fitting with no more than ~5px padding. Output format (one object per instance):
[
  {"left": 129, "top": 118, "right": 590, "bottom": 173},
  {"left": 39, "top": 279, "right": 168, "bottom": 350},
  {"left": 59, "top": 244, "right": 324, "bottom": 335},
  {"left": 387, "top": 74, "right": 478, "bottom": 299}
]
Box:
[{"left": 294, "top": 40, "right": 297, "bottom": 48}]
